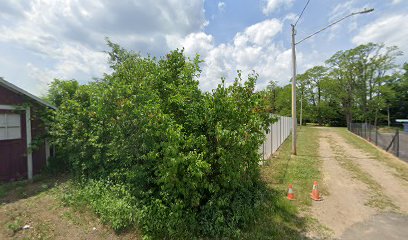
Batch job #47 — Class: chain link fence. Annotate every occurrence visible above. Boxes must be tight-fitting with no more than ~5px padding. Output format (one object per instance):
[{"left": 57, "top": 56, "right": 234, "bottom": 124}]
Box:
[
  {"left": 349, "top": 123, "right": 407, "bottom": 162},
  {"left": 260, "top": 116, "right": 292, "bottom": 160}
]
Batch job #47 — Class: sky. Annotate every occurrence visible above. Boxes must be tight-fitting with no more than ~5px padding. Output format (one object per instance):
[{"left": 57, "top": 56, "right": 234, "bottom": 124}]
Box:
[{"left": 0, "top": 0, "right": 407, "bottom": 97}]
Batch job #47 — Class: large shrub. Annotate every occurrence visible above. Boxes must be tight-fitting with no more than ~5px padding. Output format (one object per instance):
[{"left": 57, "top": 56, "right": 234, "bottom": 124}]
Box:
[{"left": 51, "top": 42, "right": 273, "bottom": 238}]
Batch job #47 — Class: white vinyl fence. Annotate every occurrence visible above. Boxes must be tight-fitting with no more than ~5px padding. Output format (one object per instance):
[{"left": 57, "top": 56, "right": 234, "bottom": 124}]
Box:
[{"left": 259, "top": 116, "right": 292, "bottom": 160}]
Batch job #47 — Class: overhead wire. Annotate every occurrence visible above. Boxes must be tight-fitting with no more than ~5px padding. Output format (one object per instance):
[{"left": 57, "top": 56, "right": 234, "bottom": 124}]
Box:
[{"left": 294, "top": 0, "right": 311, "bottom": 27}]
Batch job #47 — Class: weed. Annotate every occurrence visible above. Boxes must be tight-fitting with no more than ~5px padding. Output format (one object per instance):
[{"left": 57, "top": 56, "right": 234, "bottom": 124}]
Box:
[
  {"left": 7, "top": 218, "right": 23, "bottom": 235},
  {"left": 32, "top": 222, "right": 54, "bottom": 240},
  {"left": 61, "top": 180, "right": 138, "bottom": 232}
]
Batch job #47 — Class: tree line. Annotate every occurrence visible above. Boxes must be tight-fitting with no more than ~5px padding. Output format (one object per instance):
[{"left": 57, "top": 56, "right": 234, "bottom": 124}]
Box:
[{"left": 262, "top": 43, "right": 408, "bottom": 127}]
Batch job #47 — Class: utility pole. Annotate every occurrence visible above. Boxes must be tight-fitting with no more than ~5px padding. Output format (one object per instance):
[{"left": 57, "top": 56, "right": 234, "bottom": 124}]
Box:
[
  {"left": 300, "top": 90, "right": 303, "bottom": 127},
  {"left": 291, "top": 24, "right": 297, "bottom": 155},
  {"left": 290, "top": 7, "right": 374, "bottom": 155}
]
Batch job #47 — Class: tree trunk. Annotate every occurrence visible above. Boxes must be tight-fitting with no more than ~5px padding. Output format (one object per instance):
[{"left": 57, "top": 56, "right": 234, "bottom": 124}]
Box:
[
  {"left": 346, "top": 104, "right": 353, "bottom": 130},
  {"left": 387, "top": 106, "right": 390, "bottom": 127}
]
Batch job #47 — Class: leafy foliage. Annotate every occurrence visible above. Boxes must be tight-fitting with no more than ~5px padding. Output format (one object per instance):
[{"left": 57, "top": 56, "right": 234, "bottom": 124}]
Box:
[
  {"left": 50, "top": 43, "right": 273, "bottom": 238},
  {"left": 264, "top": 43, "right": 404, "bottom": 127},
  {"left": 62, "top": 180, "right": 138, "bottom": 231},
  {"left": 46, "top": 79, "right": 80, "bottom": 108}
]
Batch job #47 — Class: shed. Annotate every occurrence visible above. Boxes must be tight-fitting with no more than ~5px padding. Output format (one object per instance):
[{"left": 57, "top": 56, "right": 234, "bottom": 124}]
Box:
[
  {"left": 0, "top": 77, "right": 55, "bottom": 181},
  {"left": 396, "top": 119, "right": 408, "bottom": 132}
]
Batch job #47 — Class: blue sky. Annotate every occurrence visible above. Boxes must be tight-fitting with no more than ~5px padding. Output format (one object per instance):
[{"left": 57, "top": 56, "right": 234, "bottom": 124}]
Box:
[{"left": 0, "top": 0, "right": 407, "bottom": 96}]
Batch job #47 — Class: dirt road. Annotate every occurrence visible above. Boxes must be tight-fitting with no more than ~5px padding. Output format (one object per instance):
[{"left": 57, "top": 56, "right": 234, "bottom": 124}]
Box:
[{"left": 311, "top": 128, "right": 408, "bottom": 239}]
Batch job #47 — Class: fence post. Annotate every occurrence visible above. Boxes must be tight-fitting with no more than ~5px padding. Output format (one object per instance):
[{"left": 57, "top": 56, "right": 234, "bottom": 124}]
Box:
[
  {"left": 368, "top": 125, "right": 371, "bottom": 142},
  {"left": 375, "top": 126, "right": 378, "bottom": 146},
  {"left": 270, "top": 124, "right": 272, "bottom": 156},
  {"left": 396, "top": 129, "right": 399, "bottom": 157},
  {"left": 263, "top": 141, "right": 265, "bottom": 160},
  {"left": 279, "top": 117, "right": 281, "bottom": 145},
  {"left": 365, "top": 124, "right": 367, "bottom": 139}
]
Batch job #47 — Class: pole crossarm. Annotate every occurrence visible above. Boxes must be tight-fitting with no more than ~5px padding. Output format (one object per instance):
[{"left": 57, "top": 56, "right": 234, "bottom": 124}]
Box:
[{"left": 295, "top": 8, "right": 374, "bottom": 45}]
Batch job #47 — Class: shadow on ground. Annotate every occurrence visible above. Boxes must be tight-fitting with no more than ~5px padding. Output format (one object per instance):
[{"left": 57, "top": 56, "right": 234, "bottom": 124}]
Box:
[
  {"left": 0, "top": 174, "right": 68, "bottom": 204},
  {"left": 241, "top": 188, "right": 312, "bottom": 240}
]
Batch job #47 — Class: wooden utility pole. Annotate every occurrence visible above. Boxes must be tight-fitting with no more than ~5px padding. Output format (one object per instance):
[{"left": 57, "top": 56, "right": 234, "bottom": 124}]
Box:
[{"left": 291, "top": 24, "right": 297, "bottom": 155}]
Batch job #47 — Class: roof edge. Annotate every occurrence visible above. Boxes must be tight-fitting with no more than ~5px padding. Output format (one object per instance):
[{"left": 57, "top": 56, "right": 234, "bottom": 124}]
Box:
[{"left": 0, "top": 77, "right": 56, "bottom": 109}]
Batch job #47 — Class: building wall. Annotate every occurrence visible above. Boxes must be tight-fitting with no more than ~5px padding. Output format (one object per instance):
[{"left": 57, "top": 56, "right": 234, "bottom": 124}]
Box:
[
  {"left": 0, "top": 86, "right": 26, "bottom": 105},
  {"left": 0, "top": 109, "right": 27, "bottom": 181},
  {"left": 0, "top": 85, "right": 48, "bottom": 181},
  {"left": 31, "top": 110, "right": 47, "bottom": 175}
]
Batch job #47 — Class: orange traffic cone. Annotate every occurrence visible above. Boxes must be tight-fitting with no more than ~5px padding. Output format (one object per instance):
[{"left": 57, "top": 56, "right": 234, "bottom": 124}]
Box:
[
  {"left": 310, "top": 181, "right": 322, "bottom": 201},
  {"left": 287, "top": 184, "right": 295, "bottom": 200}
]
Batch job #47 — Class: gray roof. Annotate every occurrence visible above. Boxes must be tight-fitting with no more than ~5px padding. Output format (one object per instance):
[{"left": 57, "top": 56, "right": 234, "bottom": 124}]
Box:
[{"left": 0, "top": 77, "right": 56, "bottom": 109}]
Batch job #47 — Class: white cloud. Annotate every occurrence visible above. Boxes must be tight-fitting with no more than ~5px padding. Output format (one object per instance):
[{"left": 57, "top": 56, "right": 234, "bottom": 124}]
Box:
[
  {"left": 283, "top": 12, "right": 297, "bottom": 23},
  {"left": 326, "top": 0, "right": 371, "bottom": 42},
  {"left": 262, "top": 0, "right": 293, "bottom": 16},
  {"left": 218, "top": 2, "right": 226, "bottom": 12},
  {"left": 167, "top": 32, "right": 214, "bottom": 59},
  {"left": 0, "top": 0, "right": 207, "bottom": 94},
  {"left": 329, "top": 0, "right": 356, "bottom": 21},
  {"left": 169, "top": 19, "right": 301, "bottom": 90},
  {"left": 0, "top": 0, "right": 333, "bottom": 95},
  {"left": 352, "top": 14, "right": 408, "bottom": 55},
  {"left": 392, "top": 0, "right": 402, "bottom": 4},
  {"left": 235, "top": 19, "right": 283, "bottom": 46}
]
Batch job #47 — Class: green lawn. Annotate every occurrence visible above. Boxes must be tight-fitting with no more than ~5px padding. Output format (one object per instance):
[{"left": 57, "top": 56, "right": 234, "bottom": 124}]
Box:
[{"left": 242, "top": 126, "right": 330, "bottom": 239}]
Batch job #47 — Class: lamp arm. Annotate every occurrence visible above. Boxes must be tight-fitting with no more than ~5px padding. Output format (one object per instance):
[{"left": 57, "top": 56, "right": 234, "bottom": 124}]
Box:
[{"left": 296, "top": 12, "right": 356, "bottom": 45}]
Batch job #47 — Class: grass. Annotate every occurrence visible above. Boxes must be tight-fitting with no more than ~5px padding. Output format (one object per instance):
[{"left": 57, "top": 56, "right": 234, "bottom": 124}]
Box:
[
  {"left": 0, "top": 127, "right": 330, "bottom": 239},
  {"left": 0, "top": 174, "right": 56, "bottom": 202},
  {"left": 378, "top": 126, "right": 403, "bottom": 133},
  {"left": 247, "top": 126, "right": 332, "bottom": 239},
  {"left": 262, "top": 126, "right": 326, "bottom": 208},
  {"left": 0, "top": 181, "right": 26, "bottom": 199},
  {"left": 6, "top": 218, "right": 23, "bottom": 235},
  {"left": 335, "top": 128, "right": 408, "bottom": 182},
  {"left": 0, "top": 175, "right": 141, "bottom": 240}
]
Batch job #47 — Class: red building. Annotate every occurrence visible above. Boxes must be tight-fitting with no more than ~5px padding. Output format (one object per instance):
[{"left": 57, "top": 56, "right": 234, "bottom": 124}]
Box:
[{"left": 0, "top": 77, "right": 55, "bottom": 181}]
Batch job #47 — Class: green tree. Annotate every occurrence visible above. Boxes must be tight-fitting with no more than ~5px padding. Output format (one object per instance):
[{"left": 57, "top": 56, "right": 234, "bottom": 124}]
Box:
[
  {"left": 51, "top": 43, "right": 273, "bottom": 238},
  {"left": 297, "top": 66, "right": 328, "bottom": 125},
  {"left": 326, "top": 43, "right": 400, "bottom": 127},
  {"left": 47, "top": 79, "right": 80, "bottom": 107},
  {"left": 386, "top": 63, "right": 408, "bottom": 124}
]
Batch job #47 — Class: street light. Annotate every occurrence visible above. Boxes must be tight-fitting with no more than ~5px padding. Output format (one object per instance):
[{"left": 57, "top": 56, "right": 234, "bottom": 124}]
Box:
[{"left": 290, "top": 8, "right": 374, "bottom": 155}]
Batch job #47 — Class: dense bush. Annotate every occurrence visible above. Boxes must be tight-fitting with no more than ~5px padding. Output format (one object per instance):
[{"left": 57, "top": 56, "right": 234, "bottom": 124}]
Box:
[{"left": 50, "top": 42, "right": 273, "bottom": 239}]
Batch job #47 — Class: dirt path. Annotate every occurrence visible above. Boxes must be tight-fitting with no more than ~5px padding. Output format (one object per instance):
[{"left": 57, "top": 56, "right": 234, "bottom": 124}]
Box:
[
  {"left": 330, "top": 130, "right": 408, "bottom": 213},
  {"left": 312, "top": 128, "right": 408, "bottom": 239},
  {"left": 311, "top": 130, "right": 376, "bottom": 238}
]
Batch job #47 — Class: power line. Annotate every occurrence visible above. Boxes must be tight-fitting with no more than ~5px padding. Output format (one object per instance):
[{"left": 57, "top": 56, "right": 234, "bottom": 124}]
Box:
[
  {"left": 296, "top": 8, "right": 373, "bottom": 45},
  {"left": 294, "top": 0, "right": 311, "bottom": 27}
]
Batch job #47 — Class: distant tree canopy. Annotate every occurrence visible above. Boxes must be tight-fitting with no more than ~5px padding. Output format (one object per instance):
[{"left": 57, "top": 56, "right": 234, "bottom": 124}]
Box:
[{"left": 263, "top": 43, "right": 406, "bottom": 127}]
